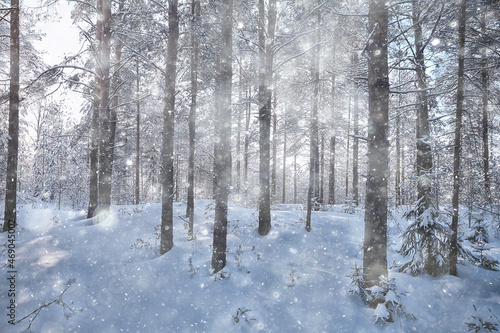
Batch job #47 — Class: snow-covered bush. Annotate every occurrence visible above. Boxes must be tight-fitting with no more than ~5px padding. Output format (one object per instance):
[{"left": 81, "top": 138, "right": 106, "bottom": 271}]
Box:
[
  {"left": 348, "top": 265, "right": 415, "bottom": 324},
  {"left": 399, "top": 202, "right": 450, "bottom": 276},
  {"left": 347, "top": 263, "right": 371, "bottom": 303},
  {"left": 342, "top": 199, "right": 357, "bottom": 214},
  {"left": 369, "top": 277, "right": 415, "bottom": 324},
  {"left": 466, "top": 217, "right": 499, "bottom": 271}
]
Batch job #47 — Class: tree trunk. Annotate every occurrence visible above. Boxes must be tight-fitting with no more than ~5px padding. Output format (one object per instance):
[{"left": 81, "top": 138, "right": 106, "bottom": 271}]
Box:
[
  {"left": 363, "top": 0, "right": 389, "bottom": 294},
  {"left": 413, "top": 0, "right": 440, "bottom": 275},
  {"left": 97, "top": 0, "right": 112, "bottom": 219},
  {"left": 282, "top": 114, "right": 287, "bottom": 204},
  {"left": 135, "top": 62, "right": 140, "bottom": 205},
  {"left": 211, "top": 0, "right": 233, "bottom": 274},
  {"left": 401, "top": 140, "right": 406, "bottom": 205},
  {"left": 187, "top": 0, "right": 200, "bottom": 241},
  {"left": 272, "top": 90, "right": 277, "bottom": 197},
  {"left": 160, "top": 0, "right": 179, "bottom": 255},
  {"left": 329, "top": 136, "right": 336, "bottom": 205},
  {"left": 395, "top": 73, "right": 402, "bottom": 207},
  {"left": 413, "top": 0, "right": 434, "bottom": 218},
  {"left": 175, "top": 152, "right": 180, "bottom": 202},
  {"left": 352, "top": 94, "right": 359, "bottom": 206},
  {"left": 306, "top": 2, "right": 321, "bottom": 231},
  {"left": 352, "top": 53, "right": 359, "bottom": 206},
  {"left": 328, "top": 66, "right": 336, "bottom": 205},
  {"left": 320, "top": 135, "right": 324, "bottom": 204},
  {"left": 258, "top": 0, "right": 277, "bottom": 236},
  {"left": 87, "top": 0, "right": 102, "bottom": 219},
  {"left": 395, "top": 115, "right": 401, "bottom": 207},
  {"left": 109, "top": 0, "right": 124, "bottom": 207},
  {"left": 481, "top": 7, "right": 490, "bottom": 201},
  {"left": 294, "top": 152, "right": 297, "bottom": 205},
  {"left": 58, "top": 151, "right": 63, "bottom": 210},
  {"left": 3, "top": 0, "right": 20, "bottom": 232},
  {"left": 450, "top": 0, "right": 467, "bottom": 277},
  {"left": 236, "top": 59, "right": 242, "bottom": 193},
  {"left": 345, "top": 95, "right": 351, "bottom": 200},
  {"left": 244, "top": 86, "right": 251, "bottom": 192}
]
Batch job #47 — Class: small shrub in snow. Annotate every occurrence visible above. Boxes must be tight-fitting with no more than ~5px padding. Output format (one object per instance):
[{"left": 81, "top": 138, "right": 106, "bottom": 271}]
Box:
[
  {"left": 252, "top": 246, "right": 261, "bottom": 260},
  {"left": 370, "top": 277, "right": 415, "bottom": 324},
  {"left": 131, "top": 225, "right": 160, "bottom": 250},
  {"left": 399, "top": 203, "right": 450, "bottom": 276},
  {"left": 130, "top": 238, "right": 153, "bottom": 250},
  {"left": 188, "top": 257, "right": 198, "bottom": 278},
  {"left": 287, "top": 268, "right": 301, "bottom": 288},
  {"left": 235, "top": 245, "right": 244, "bottom": 270},
  {"left": 342, "top": 199, "right": 357, "bottom": 214},
  {"left": 347, "top": 263, "right": 371, "bottom": 303},
  {"left": 232, "top": 307, "right": 256, "bottom": 325},
  {"left": 465, "top": 305, "right": 499, "bottom": 332},
  {"left": 348, "top": 266, "right": 414, "bottom": 324},
  {"left": 467, "top": 218, "right": 499, "bottom": 271}
]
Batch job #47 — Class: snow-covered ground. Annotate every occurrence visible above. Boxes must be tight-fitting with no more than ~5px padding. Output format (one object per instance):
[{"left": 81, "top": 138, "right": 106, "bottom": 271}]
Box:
[{"left": 1, "top": 201, "right": 499, "bottom": 332}]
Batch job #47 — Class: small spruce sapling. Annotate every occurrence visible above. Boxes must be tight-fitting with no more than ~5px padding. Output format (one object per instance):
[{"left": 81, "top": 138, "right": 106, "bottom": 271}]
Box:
[
  {"left": 343, "top": 199, "right": 357, "bottom": 214},
  {"left": 370, "top": 277, "right": 415, "bottom": 324},
  {"left": 467, "top": 217, "right": 499, "bottom": 271},
  {"left": 347, "top": 263, "right": 371, "bottom": 304},
  {"left": 348, "top": 265, "right": 415, "bottom": 324},
  {"left": 399, "top": 199, "right": 449, "bottom": 276}
]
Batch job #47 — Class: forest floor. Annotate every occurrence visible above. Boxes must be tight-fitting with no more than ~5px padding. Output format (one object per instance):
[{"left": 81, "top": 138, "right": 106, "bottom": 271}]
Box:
[{"left": 1, "top": 200, "right": 500, "bottom": 332}]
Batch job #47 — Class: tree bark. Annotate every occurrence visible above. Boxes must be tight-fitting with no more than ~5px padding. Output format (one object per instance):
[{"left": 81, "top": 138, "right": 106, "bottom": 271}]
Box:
[
  {"left": 282, "top": 113, "right": 287, "bottom": 204},
  {"left": 306, "top": 2, "right": 321, "bottom": 231},
  {"left": 450, "top": 0, "right": 467, "bottom": 277},
  {"left": 135, "top": 62, "right": 140, "bottom": 205},
  {"left": 395, "top": 73, "right": 402, "bottom": 207},
  {"left": 320, "top": 135, "right": 324, "bottom": 204},
  {"left": 97, "top": 0, "right": 112, "bottom": 219},
  {"left": 236, "top": 58, "right": 242, "bottom": 193},
  {"left": 258, "top": 0, "right": 277, "bottom": 236},
  {"left": 401, "top": 139, "right": 406, "bottom": 205},
  {"left": 3, "top": 0, "right": 20, "bottom": 232},
  {"left": 481, "top": 7, "right": 490, "bottom": 201},
  {"left": 272, "top": 91, "right": 277, "bottom": 196},
  {"left": 345, "top": 95, "right": 351, "bottom": 200},
  {"left": 109, "top": 0, "right": 124, "bottom": 208},
  {"left": 294, "top": 152, "right": 298, "bottom": 205},
  {"left": 187, "top": 0, "right": 200, "bottom": 241},
  {"left": 244, "top": 86, "right": 251, "bottom": 192},
  {"left": 413, "top": 0, "right": 440, "bottom": 275},
  {"left": 363, "top": 0, "right": 389, "bottom": 293},
  {"left": 352, "top": 96, "right": 359, "bottom": 206},
  {"left": 329, "top": 136, "right": 336, "bottom": 205},
  {"left": 328, "top": 66, "right": 336, "bottom": 205},
  {"left": 160, "top": 0, "right": 179, "bottom": 255},
  {"left": 413, "top": 0, "right": 434, "bottom": 217},
  {"left": 211, "top": 0, "right": 233, "bottom": 273},
  {"left": 352, "top": 52, "right": 359, "bottom": 206},
  {"left": 87, "top": 0, "right": 102, "bottom": 219}
]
